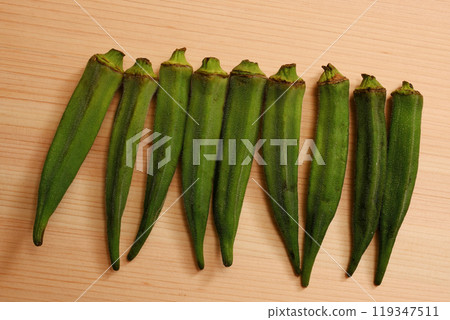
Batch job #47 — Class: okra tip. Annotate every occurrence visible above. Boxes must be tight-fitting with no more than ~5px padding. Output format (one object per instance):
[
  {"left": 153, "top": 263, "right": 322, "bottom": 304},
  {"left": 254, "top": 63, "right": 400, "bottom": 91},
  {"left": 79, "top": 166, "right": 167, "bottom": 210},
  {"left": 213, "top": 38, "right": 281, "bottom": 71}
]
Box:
[
  {"left": 197, "top": 258, "right": 205, "bottom": 270},
  {"left": 165, "top": 48, "right": 192, "bottom": 68},
  {"left": 375, "top": 265, "right": 388, "bottom": 285},
  {"left": 356, "top": 74, "right": 384, "bottom": 90},
  {"left": 220, "top": 243, "right": 234, "bottom": 267},
  {"left": 33, "top": 215, "right": 48, "bottom": 246},
  {"left": 112, "top": 261, "right": 120, "bottom": 271},
  {"left": 95, "top": 48, "right": 125, "bottom": 73},
  {"left": 270, "top": 63, "right": 303, "bottom": 84},
  {"left": 318, "top": 63, "right": 347, "bottom": 85},
  {"left": 300, "top": 272, "right": 311, "bottom": 288},
  {"left": 194, "top": 246, "right": 205, "bottom": 270},
  {"left": 231, "top": 59, "right": 266, "bottom": 77},
  {"left": 196, "top": 57, "right": 228, "bottom": 76},
  {"left": 222, "top": 258, "right": 232, "bottom": 268},
  {"left": 127, "top": 246, "right": 139, "bottom": 262},
  {"left": 125, "top": 58, "right": 157, "bottom": 79},
  {"left": 346, "top": 262, "right": 358, "bottom": 278},
  {"left": 300, "top": 254, "right": 316, "bottom": 287},
  {"left": 392, "top": 81, "right": 422, "bottom": 96},
  {"left": 33, "top": 237, "right": 43, "bottom": 247}
]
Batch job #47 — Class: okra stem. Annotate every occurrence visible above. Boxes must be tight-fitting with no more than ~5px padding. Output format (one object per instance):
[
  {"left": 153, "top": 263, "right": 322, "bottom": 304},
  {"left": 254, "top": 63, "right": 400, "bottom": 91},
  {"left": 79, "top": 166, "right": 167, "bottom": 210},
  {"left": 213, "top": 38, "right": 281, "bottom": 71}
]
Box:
[
  {"left": 375, "top": 81, "right": 423, "bottom": 285},
  {"left": 33, "top": 49, "right": 124, "bottom": 246},
  {"left": 127, "top": 48, "right": 193, "bottom": 262},
  {"left": 347, "top": 74, "right": 387, "bottom": 276},
  {"left": 262, "top": 64, "right": 305, "bottom": 276},
  {"left": 106, "top": 58, "right": 158, "bottom": 270},
  {"left": 302, "top": 64, "right": 349, "bottom": 287},
  {"left": 181, "top": 57, "right": 229, "bottom": 269},
  {"left": 213, "top": 60, "right": 267, "bottom": 267}
]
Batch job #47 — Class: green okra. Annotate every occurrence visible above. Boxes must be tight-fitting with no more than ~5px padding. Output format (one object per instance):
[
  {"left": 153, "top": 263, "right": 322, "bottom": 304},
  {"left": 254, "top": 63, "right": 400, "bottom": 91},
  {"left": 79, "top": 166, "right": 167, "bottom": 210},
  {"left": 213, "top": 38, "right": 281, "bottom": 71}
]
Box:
[
  {"left": 261, "top": 64, "right": 305, "bottom": 276},
  {"left": 302, "top": 63, "right": 349, "bottom": 287},
  {"left": 106, "top": 58, "right": 158, "bottom": 271},
  {"left": 213, "top": 60, "right": 267, "bottom": 267},
  {"left": 33, "top": 49, "right": 124, "bottom": 246},
  {"left": 347, "top": 74, "right": 387, "bottom": 276},
  {"left": 375, "top": 81, "right": 423, "bottom": 285},
  {"left": 127, "top": 48, "right": 193, "bottom": 261},
  {"left": 181, "top": 57, "right": 229, "bottom": 269}
]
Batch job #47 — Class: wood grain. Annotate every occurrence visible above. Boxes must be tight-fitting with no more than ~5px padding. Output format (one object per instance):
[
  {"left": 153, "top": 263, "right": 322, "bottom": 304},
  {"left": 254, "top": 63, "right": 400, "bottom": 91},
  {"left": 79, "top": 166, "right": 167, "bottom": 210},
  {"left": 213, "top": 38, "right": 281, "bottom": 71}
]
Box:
[{"left": 1, "top": 0, "right": 450, "bottom": 301}]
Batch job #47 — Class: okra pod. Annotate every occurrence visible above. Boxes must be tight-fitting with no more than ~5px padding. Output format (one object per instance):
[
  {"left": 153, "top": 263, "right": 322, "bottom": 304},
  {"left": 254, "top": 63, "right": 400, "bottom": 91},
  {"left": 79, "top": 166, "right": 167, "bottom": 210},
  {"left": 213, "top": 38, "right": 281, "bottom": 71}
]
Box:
[
  {"left": 261, "top": 64, "right": 305, "bottom": 276},
  {"left": 302, "top": 64, "right": 349, "bottom": 287},
  {"left": 375, "top": 81, "right": 423, "bottom": 285},
  {"left": 106, "top": 58, "right": 158, "bottom": 270},
  {"left": 182, "top": 57, "right": 229, "bottom": 269},
  {"left": 127, "top": 48, "right": 193, "bottom": 261},
  {"left": 213, "top": 60, "right": 267, "bottom": 267},
  {"left": 347, "top": 74, "right": 387, "bottom": 276},
  {"left": 33, "top": 49, "right": 124, "bottom": 246}
]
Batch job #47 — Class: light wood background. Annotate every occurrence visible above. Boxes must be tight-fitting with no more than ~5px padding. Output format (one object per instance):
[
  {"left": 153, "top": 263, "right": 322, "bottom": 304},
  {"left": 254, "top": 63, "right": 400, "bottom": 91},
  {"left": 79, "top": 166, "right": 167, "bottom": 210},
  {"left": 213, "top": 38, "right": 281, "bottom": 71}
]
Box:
[{"left": 1, "top": 0, "right": 449, "bottom": 302}]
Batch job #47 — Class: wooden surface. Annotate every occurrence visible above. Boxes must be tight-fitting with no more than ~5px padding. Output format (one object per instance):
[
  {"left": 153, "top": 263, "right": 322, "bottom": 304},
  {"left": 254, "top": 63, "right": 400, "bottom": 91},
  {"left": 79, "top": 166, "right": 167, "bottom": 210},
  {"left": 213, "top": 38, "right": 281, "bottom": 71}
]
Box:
[{"left": 1, "top": 0, "right": 450, "bottom": 302}]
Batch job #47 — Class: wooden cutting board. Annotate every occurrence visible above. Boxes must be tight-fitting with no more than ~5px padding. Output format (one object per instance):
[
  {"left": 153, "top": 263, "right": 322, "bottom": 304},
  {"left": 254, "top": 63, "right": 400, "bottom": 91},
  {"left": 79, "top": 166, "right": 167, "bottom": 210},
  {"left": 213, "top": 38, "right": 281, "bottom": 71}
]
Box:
[{"left": 1, "top": 0, "right": 449, "bottom": 302}]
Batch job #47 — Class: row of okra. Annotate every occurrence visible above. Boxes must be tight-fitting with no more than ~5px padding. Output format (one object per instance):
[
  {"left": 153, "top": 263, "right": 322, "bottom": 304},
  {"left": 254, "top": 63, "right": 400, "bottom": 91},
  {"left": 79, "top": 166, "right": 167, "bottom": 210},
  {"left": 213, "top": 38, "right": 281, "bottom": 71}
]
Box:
[{"left": 33, "top": 48, "right": 423, "bottom": 287}]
